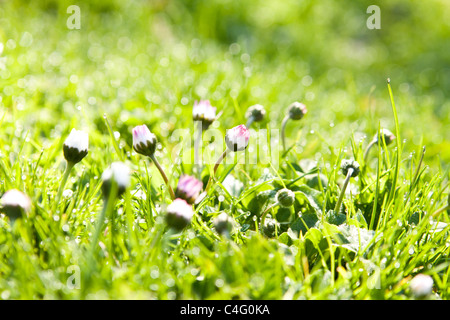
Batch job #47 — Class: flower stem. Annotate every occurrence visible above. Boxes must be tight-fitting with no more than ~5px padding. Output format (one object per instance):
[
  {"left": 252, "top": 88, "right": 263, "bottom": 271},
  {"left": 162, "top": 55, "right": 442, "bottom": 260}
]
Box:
[
  {"left": 194, "top": 121, "right": 203, "bottom": 179},
  {"left": 334, "top": 168, "right": 354, "bottom": 213},
  {"left": 246, "top": 116, "right": 255, "bottom": 129},
  {"left": 85, "top": 182, "right": 118, "bottom": 290},
  {"left": 363, "top": 140, "right": 377, "bottom": 163},
  {"left": 281, "top": 115, "right": 290, "bottom": 152},
  {"left": 150, "top": 154, "right": 175, "bottom": 199},
  {"left": 205, "top": 149, "right": 229, "bottom": 193},
  {"left": 432, "top": 204, "right": 449, "bottom": 218},
  {"left": 91, "top": 198, "right": 109, "bottom": 253},
  {"left": 54, "top": 160, "right": 75, "bottom": 214}
]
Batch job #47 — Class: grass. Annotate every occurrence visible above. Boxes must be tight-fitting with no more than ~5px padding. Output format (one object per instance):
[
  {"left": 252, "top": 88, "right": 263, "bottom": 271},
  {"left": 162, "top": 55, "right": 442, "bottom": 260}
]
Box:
[{"left": 0, "top": 0, "right": 449, "bottom": 300}]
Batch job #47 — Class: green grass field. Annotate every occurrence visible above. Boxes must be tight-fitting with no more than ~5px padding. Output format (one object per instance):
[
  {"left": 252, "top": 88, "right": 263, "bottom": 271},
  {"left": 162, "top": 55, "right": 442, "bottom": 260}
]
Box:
[{"left": 0, "top": 0, "right": 449, "bottom": 300}]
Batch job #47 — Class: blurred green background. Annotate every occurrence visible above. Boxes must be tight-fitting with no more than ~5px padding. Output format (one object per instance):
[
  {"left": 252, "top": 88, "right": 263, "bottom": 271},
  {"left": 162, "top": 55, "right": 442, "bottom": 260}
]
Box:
[{"left": 1, "top": 0, "right": 449, "bottom": 166}]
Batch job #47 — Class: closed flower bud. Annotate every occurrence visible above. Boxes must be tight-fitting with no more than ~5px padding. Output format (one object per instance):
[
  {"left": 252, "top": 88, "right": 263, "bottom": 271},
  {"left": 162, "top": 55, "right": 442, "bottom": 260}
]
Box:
[
  {"left": 262, "top": 216, "right": 280, "bottom": 238},
  {"left": 101, "top": 162, "right": 131, "bottom": 198},
  {"left": 340, "top": 159, "right": 360, "bottom": 178},
  {"left": 0, "top": 189, "right": 31, "bottom": 221},
  {"left": 214, "top": 212, "right": 234, "bottom": 236},
  {"left": 175, "top": 174, "right": 203, "bottom": 204},
  {"left": 193, "top": 100, "right": 216, "bottom": 130},
  {"left": 225, "top": 124, "right": 250, "bottom": 152},
  {"left": 276, "top": 188, "right": 295, "bottom": 208},
  {"left": 288, "top": 102, "right": 307, "bottom": 120},
  {"left": 132, "top": 124, "right": 157, "bottom": 157},
  {"left": 63, "top": 129, "right": 89, "bottom": 164},
  {"left": 373, "top": 128, "right": 395, "bottom": 146},
  {"left": 246, "top": 104, "right": 266, "bottom": 122},
  {"left": 165, "top": 198, "right": 194, "bottom": 231},
  {"left": 410, "top": 274, "right": 433, "bottom": 298}
]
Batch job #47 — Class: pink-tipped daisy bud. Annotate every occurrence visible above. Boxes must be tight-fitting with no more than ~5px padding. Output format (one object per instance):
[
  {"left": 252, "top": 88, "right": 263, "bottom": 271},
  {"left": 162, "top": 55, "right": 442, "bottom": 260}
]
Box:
[
  {"left": 410, "top": 274, "right": 433, "bottom": 298},
  {"left": 288, "top": 102, "right": 307, "bottom": 120},
  {"left": 214, "top": 212, "right": 234, "bottom": 236},
  {"left": 340, "top": 159, "right": 360, "bottom": 178},
  {"left": 373, "top": 128, "right": 396, "bottom": 146},
  {"left": 246, "top": 104, "right": 266, "bottom": 122},
  {"left": 276, "top": 188, "right": 295, "bottom": 208},
  {"left": 0, "top": 189, "right": 32, "bottom": 221},
  {"left": 193, "top": 100, "right": 217, "bottom": 130},
  {"left": 175, "top": 174, "right": 203, "bottom": 204},
  {"left": 165, "top": 198, "right": 194, "bottom": 231},
  {"left": 101, "top": 162, "right": 131, "bottom": 198},
  {"left": 132, "top": 124, "right": 157, "bottom": 157},
  {"left": 225, "top": 125, "right": 250, "bottom": 152},
  {"left": 63, "top": 129, "right": 89, "bottom": 164}
]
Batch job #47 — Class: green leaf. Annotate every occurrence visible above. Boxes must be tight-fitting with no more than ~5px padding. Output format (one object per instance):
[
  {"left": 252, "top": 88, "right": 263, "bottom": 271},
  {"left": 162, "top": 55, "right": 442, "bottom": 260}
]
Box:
[
  {"left": 222, "top": 175, "right": 244, "bottom": 198},
  {"left": 246, "top": 189, "right": 276, "bottom": 215},
  {"left": 334, "top": 224, "right": 376, "bottom": 253},
  {"left": 290, "top": 211, "right": 319, "bottom": 236},
  {"left": 325, "top": 209, "right": 346, "bottom": 226},
  {"left": 278, "top": 232, "right": 292, "bottom": 245},
  {"left": 238, "top": 173, "right": 276, "bottom": 207},
  {"left": 304, "top": 173, "right": 329, "bottom": 190},
  {"left": 310, "top": 269, "right": 332, "bottom": 293},
  {"left": 305, "top": 227, "right": 323, "bottom": 247},
  {"left": 293, "top": 185, "right": 324, "bottom": 216},
  {"left": 348, "top": 209, "right": 368, "bottom": 229}
]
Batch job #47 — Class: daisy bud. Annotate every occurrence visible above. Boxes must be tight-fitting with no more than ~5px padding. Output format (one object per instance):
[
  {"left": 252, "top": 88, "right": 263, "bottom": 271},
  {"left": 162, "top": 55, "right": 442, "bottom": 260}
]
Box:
[
  {"left": 165, "top": 198, "right": 194, "bottom": 231},
  {"left": 410, "top": 274, "right": 433, "bottom": 298},
  {"left": 101, "top": 162, "right": 131, "bottom": 199},
  {"left": 214, "top": 212, "right": 234, "bottom": 236},
  {"left": 373, "top": 128, "right": 396, "bottom": 146},
  {"left": 63, "top": 129, "right": 89, "bottom": 165},
  {"left": 262, "top": 216, "right": 280, "bottom": 238},
  {"left": 281, "top": 102, "right": 307, "bottom": 151},
  {"left": 334, "top": 159, "right": 360, "bottom": 213},
  {"left": 276, "top": 188, "right": 295, "bottom": 208},
  {"left": 205, "top": 125, "right": 250, "bottom": 193},
  {"left": 364, "top": 128, "right": 396, "bottom": 163},
  {"left": 288, "top": 102, "right": 307, "bottom": 120},
  {"left": 175, "top": 174, "right": 203, "bottom": 204},
  {"left": 246, "top": 104, "right": 266, "bottom": 123},
  {"left": 0, "top": 189, "right": 32, "bottom": 221},
  {"left": 193, "top": 100, "right": 217, "bottom": 130},
  {"left": 340, "top": 159, "right": 360, "bottom": 178},
  {"left": 225, "top": 124, "right": 250, "bottom": 152},
  {"left": 132, "top": 124, "right": 157, "bottom": 157},
  {"left": 132, "top": 124, "right": 175, "bottom": 199}
]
